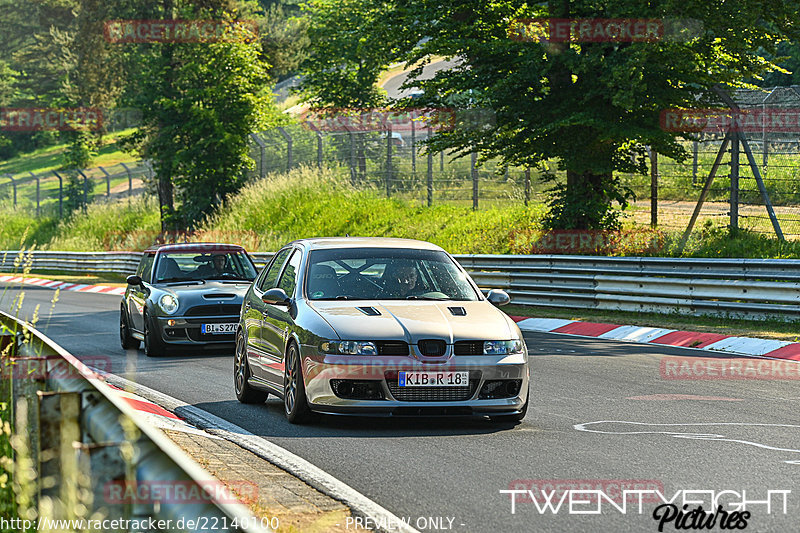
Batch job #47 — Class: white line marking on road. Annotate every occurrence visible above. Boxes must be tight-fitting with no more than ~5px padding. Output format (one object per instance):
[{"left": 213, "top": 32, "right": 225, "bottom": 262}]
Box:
[
  {"left": 104, "top": 374, "right": 420, "bottom": 533},
  {"left": 574, "top": 421, "right": 800, "bottom": 464}
]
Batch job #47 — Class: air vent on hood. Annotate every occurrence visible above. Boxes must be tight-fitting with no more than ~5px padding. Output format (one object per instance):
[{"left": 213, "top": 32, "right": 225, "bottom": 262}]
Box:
[
  {"left": 357, "top": 306, "right": 381, "bottom": 316},
  {"left": 203, "top": 293, "right": 236, "bottom": 299},
  {"left": 448, "top": 306, "right": 466, "bottom": 316}
]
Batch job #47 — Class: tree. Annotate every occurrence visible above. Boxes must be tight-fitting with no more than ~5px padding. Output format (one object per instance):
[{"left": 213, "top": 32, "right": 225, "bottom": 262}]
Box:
[
  {"left": 312, "top": 0, "right": 800, "bottom": 229},
  {"left": 120, "top": 1, "right": 281, "bottom": 231}
]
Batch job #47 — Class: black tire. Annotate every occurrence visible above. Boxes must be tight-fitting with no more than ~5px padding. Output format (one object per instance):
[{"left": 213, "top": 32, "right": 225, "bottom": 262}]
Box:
[
  {"left": 489, "top": 397, "right": 528, "bottom": 424},
  {"left": 143, "top": 310, "right": 166, "bottom": 357},
  {"left": 283, "top": 341, "right": 313, "bottom": 424},
  {"left": 119, "top": 305, "right": 139, "bottom": 350},
  {"left": 234, "top": 330, "right": 268, "bottom": 404}
]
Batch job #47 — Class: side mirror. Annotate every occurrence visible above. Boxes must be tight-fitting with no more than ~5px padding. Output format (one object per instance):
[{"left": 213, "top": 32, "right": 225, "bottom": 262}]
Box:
[
  {"left": 262, "top": 288, "right": 291, "bottom": 306},
  {"left": 126, "top": 275, "right": 142, "bottom": 286},
  {"left": 486, "top": 289, "right": 511, "bottom": 307}
]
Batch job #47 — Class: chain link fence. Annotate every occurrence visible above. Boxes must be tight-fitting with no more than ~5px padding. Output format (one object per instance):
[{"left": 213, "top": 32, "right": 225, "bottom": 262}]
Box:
[
  {"left": 621, "top": 86, "right": 800, "bottom": 237},
  {"left": 0, "top": 160, "right": 152, "bottom": 217},
  {"left": 3, "top": 88, "right": 800, "bottom": 240}
]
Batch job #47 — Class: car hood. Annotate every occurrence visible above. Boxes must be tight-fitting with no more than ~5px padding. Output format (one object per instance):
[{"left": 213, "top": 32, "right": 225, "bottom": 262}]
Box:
[
  {"left": 308, "top": 300, "right": 517, "bottom": 343},
  {"left": 156, "top": 280, "right": 251, "bottom": 297}
]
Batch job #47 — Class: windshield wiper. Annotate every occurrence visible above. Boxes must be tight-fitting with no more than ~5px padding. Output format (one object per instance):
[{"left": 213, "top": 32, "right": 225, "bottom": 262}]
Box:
[{"left": 406, "top": 295, "right": 450, "bottom": 300}]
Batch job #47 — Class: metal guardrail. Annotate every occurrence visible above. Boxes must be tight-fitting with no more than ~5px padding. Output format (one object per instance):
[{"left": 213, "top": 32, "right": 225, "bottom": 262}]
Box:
[
  {"left": 2, "top": 251, "right": 800, "bottom": 320},
  {"left": 0, "top": 310, "right": 268, "bottom": 532},
  {"left": 0, "top": 250, "right": 143, "bottom": 275}
]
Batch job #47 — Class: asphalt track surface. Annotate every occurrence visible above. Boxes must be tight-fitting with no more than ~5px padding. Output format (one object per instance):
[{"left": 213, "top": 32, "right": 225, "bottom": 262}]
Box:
[{"left": 2, "top": 282, "right": 799, "bottom": 533}]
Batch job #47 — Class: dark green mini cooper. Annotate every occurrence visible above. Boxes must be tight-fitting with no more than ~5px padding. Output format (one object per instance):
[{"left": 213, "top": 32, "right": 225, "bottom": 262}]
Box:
[{"left": 120, "top": 242, "right": 258, "bottom": 356}]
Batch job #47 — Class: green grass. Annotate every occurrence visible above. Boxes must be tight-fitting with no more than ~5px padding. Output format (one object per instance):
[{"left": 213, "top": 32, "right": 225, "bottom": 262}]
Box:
[
  {"left": 0, "top": 128, "right": 138, "bottom": 177},
  {"left": 205, "top": 165, "right": 546, "bottom": 253},
  {"left": 2, "top": 163, "right": 800, "bottom": 260}
]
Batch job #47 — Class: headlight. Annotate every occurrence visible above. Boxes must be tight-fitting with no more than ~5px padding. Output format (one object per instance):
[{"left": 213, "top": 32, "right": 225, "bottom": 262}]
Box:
[
  {"left": 159, "top": 294, "right": 179, "bottom": 314},
  {"left": 483, "top": 340, "right": 523, "bottom": 355},
  {"left": 320, "top": 340, "right": 378, "bottom": 356}
]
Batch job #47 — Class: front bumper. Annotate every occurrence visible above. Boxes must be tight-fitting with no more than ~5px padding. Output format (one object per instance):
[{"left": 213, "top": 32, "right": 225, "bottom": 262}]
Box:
[
  {"left": 155, "top": 315, "right": 238, "bottom": 346},
  {"left": 301, "top": 344, "right": 529, "bottom": 415}
]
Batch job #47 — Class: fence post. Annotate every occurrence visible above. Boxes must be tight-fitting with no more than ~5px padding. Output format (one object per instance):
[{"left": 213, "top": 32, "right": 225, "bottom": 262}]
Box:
[
  {"left": 386, "top": 125, "right": 393, "bottom": 197},
  {"left": 52, "top": 170, "right": 64, "bottom": 218},
  {"left": 317, "top": 131, "right": 323, "bottom": 168},
  {"left": 692, "top": 140, "right": 699, "bottom": 184},
  {"left": 249, "top": 133, "right": 267, "bottom": 179},
  {"left": 348, "top": 129, "right": 356, "bottom": 186},
  {"left": 427, "top": 128, "right": 433, "bottom": 207},
  {"left": 730, "top": 131, "right": 739, "bottom": 231},
  {"left": 278, "top": 127, "right": 292, "bottom": 171},
  {"left": 77, "top": 169, "right": 89, "bottom": 212},
  {"left": 120, "top": 162, "right": 133, "bottom": 205},
  {"left": 411, "top": 118, "right": 416, "bottom": 175},
  {"left": 4, "top": 174, "right": 16, "bottom": 208},
  {"left": 524, "top": 168, "right": 531, "bottom": 206},
  {"left": 471, "top": 152, "right": 478, "bottom": 210},
  {"left": 28, "top": 171, "right": 40, "bottom": 217},
  {"left": 440, "top": 151, "right": 444, "bottom": 172},
  {"left": 649, "top": 148, "right": 658, "bottom": 227},
  {"left": 762, "top": 102, "right": 768, "bottom": 168},
  {"left": 98, "top": 166, "right": 111, "bottom": 196}
]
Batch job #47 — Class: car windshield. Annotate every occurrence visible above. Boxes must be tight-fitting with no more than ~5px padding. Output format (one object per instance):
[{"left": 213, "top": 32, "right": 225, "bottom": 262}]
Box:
[
  {"left": 306, "top": 247, "right": 479, "bottom": 301},
  {"left": 153, "top": 251, "right": 257, "bottom": 283}
]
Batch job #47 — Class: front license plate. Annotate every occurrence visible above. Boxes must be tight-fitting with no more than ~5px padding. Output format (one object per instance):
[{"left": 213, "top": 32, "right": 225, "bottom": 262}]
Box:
[
  {"left": 201, "top": 323, "right": 237, "bottom": 334},
  {"left": 399, "top": 371, "right": 469, "bottom": 387}
]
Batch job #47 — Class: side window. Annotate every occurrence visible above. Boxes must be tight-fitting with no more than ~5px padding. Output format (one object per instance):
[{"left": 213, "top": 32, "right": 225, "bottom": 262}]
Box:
[
  {"left": 257, "top": 248, "right": 291, "bottom": 291},
  {"left": 277, "top": 250, "right": 301, "bottom": 297},
  {"left": 138, "top": 254, "right": 155, "bottom": 283}
]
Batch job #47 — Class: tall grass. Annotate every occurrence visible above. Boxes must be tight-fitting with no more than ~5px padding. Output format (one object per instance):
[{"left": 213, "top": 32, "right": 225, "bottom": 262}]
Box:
[{"left": 204, "top": 165, "right": 547, "bottom": 253}]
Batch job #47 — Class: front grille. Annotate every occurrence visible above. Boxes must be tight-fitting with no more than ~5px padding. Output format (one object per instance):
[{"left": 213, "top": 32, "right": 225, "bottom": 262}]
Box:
[
  {"left": 185, "top": 304, "right": 241, "bottom": 316},
  {"left": 454, "top": 341, "right": 483, "bottom": 355},
  {"left": 385, "top": 371, "right": 480, "bottom": 402},
  {"left": 418, "top": 339, "right": 447, "bottom": 357},
  {"left": 376, "top": 341, "right": 409, "bottom": 356}
]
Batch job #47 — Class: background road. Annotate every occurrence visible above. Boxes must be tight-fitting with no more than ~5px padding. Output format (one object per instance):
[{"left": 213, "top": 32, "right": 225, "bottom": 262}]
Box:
[{"left": 2, "top": 282, "right": 799, "bottom": 532}]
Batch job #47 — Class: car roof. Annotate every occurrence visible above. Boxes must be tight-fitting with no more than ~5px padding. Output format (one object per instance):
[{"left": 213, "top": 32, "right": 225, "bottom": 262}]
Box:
[
  {"left": 143, "top": 242, "right": 247, "bottom": 254},
  {"left": 287, "top": 237, "right": 445, "bottom": 251}
]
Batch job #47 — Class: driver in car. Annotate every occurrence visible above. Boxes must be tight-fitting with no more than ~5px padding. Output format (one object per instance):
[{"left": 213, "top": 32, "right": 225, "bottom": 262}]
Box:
[
  {"left": 195, "top": 254, "right": 233, "bottom": 278},
  {"left": 383, "top": 263, "right": 422, "bottom": 297}
]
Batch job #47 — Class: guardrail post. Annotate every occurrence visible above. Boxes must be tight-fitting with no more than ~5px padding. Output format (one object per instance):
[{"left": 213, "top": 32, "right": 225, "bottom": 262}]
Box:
[
  {"left": 28, "top": 171, "right": 40, "bottom": 217},
  {"left": 120, "top": 162, "right": 133, "bottom": 205},
  {"left": 98, "top": 166, "right": 111, "bottom": 197},
  {"left": 38, "top": 390, "right": 81, "bottom": 502},
  {"left": 75, "top": 440, "right": 129, "bottom": 519},
  {"left": 4, "top": 173, "right": 16, "bottom": 209},
  {"left": 52, "top": 170, "right": 64, "bottom": 218},
  {"left": 471, "top": 152, "right": 478, "bottom": 210}
]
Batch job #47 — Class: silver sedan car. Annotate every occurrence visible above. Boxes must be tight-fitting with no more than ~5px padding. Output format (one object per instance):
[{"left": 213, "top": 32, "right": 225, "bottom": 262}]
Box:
[{"left": 234, "top": 237, "right": 529, "bottom": 424}]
